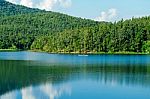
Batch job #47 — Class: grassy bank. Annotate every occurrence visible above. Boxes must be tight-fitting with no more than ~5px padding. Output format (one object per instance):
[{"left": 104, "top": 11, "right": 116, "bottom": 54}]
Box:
[
  {"left": 0, "top": 49, "right": 20, "bottom": 52},
  {"left": 0, "top": 49, "right": 149, "bottom": 55},
  {"left": 29, "top": 49, "right": 149, "bottom": 55}
]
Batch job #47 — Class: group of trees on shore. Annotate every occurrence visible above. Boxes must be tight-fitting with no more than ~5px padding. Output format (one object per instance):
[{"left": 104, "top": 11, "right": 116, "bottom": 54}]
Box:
[
  {"left": 0, "top": 0, "right": 150, "bottom": 53},
  {"left": 32, "top": 17, "right": 150, "bottom": 53}
]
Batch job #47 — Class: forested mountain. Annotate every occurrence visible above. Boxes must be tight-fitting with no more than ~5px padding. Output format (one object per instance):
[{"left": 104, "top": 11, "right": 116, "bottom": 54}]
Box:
[
  {"left": 0, "top": 0, "right": 150, "bottom": 53},
  {"left": 0, "top": 0, "right": 99, "bottom": 49}
]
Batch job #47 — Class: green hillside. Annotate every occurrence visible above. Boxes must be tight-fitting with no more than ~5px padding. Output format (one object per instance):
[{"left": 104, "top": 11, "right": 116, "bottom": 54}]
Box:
[
  {"left": 0, "top": 0, "right": 99, "bottom": 49},
  {"left": 0, "top": 0, "right": 150, "bottom": 53}
]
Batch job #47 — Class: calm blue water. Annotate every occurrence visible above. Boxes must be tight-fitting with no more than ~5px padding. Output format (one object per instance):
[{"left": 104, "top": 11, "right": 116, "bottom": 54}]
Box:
[
  {"left": 0, "top": 51, "right": 150, "bottom": 99},
  {"left": 0, "top": 51, "right": 150, "bottom": 65}
]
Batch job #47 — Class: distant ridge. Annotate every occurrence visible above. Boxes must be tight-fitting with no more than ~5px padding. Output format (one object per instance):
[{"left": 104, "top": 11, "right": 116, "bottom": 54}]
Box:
[{"left": 0, "top": 0, "right": 43, "bottom": 16}]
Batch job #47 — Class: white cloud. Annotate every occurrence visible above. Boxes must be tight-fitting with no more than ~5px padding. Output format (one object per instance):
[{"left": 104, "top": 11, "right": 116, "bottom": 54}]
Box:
[
  {"left": 20, "top": 0, "right": 33, "bottom": 8},
  {"left": 38, "top": 0, "right": 57, "bottom": 10},
  {"left": 59, "top": 0, "right": 72, "bottom": 8},
  {"left": 95, "top": 8, "right": 118, "bottom": 22},
  {"left": 6, "top": 0, "right": 72, "bottom": 10},
  {"left": 6, "top": 0, "right": 17, "bottom": 4}
]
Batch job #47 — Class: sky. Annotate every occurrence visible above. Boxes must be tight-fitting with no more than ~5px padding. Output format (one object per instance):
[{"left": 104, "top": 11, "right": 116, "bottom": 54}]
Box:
[{"left": 6, "top": 0, "right": 150, "bottom": 22}]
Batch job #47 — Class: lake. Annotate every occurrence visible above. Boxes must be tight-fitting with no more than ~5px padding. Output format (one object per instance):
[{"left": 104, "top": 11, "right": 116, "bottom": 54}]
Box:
[{"left": 0, "top": 51, "right": 150, "bottom": 99}]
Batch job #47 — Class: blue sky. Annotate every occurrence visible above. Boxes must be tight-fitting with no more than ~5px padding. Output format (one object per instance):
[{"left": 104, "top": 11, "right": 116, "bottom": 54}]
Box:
[{"left": 6, "top": 0, "right": 150, "bottom": 21}]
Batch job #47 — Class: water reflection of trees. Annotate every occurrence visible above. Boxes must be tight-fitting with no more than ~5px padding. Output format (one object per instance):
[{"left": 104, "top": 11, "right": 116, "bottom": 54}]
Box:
[{"left": 0, "top": 60, "right": 150, "bottom": 96}]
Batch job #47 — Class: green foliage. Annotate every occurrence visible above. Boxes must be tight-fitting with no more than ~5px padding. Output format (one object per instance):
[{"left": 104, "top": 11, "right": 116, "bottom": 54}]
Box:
[
  {"left": 32, "top": 18, "right": 150, "bottom": 53},
  {"left": 0, "top": 0, "right": 150, "bottom": 53},
  {"left": 0, "top": 1, "right": 99, "bottom": 50},
  {"left": 142, "top": 41, "right": 150, "bottom": 53}
]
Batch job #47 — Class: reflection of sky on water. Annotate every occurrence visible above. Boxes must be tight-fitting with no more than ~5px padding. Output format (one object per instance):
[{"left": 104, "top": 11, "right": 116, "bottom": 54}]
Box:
[
  {"left": 0, "top": 83, "right": 71, "bottom": 99},
  {"left": 1, "top": 80, "right": 150, "bottom": 99},
  {"left": 0, "top": 51, "right": 150, "bottom": 65}
]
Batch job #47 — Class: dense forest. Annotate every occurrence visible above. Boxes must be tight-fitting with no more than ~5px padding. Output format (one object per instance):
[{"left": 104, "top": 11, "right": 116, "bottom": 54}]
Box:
[
  {"left": 31, "top": 18, "right": 150, "bottom": 53},
  {"left": 0, "top": 0, "right": 150, "bottom": 53}
]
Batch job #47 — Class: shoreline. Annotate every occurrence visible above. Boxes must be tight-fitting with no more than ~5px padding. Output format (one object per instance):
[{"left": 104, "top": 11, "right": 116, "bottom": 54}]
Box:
[
  {"left": 0, "top": 49, "right": 149, "bottom": 55},
  {"left": 0, "top": 49, "right": 19, "bottom": 52},
  {"left": 28, "top": 50, "right": 149, "bottom": 55}
]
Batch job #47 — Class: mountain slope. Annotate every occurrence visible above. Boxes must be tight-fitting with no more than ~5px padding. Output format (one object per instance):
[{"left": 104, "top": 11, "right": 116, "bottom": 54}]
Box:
[{"left": 0, "top": 0, "right": 100, "bottom": 49}]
